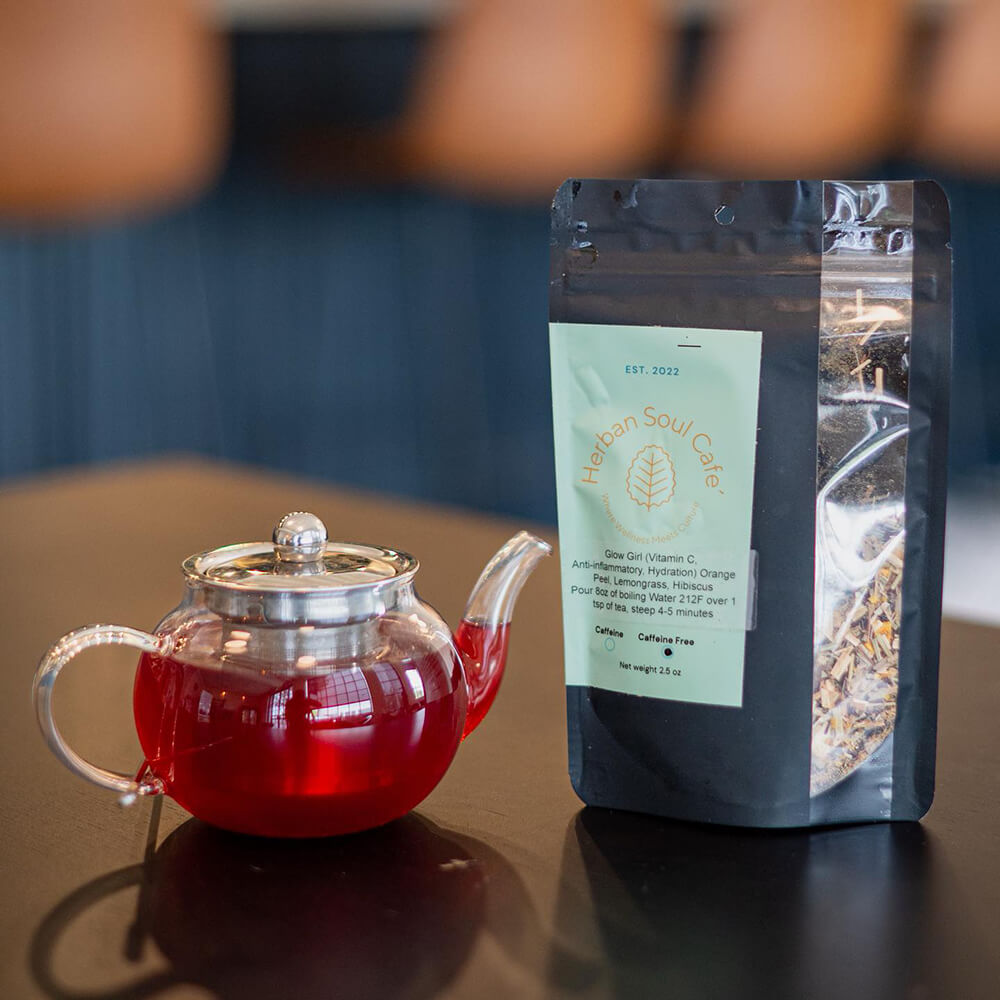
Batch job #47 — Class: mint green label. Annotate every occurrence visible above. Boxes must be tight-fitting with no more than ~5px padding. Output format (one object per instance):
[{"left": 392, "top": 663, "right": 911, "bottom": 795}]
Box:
[{"left": 550, "top": 323, "right": 762, "bottom": 708}]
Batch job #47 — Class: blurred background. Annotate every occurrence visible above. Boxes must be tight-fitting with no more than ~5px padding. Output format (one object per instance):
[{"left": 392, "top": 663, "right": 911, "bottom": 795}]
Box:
[{"left": 1, "top": 0, "right": 997, "bottom": 622}]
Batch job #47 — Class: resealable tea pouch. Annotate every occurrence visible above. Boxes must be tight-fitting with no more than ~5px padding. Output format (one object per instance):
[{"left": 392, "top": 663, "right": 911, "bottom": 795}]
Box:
[{"left": 550, "top": 179, "right": 951, "bottom": 827}]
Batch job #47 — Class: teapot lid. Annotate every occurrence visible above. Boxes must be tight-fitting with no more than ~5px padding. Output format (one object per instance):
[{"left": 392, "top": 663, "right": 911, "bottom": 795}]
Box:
[{"left": 182, "top": 512, "right": 418, "bottom": 624}]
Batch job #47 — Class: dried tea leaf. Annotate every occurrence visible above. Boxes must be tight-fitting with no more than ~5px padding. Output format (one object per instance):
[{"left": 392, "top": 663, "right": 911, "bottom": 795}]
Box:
[{"left": 811, "top": 538, "right": 903, "bottom": 795}]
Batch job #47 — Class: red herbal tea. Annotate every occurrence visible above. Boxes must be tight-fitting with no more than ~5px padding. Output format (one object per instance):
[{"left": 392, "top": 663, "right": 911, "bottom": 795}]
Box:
[{"left": 133, "top": 619, "right": 508, "bottom": 837}]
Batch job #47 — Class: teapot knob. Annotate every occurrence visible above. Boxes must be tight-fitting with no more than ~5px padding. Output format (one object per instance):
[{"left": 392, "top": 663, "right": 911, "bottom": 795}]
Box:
[{"left": 273, "top": 512, "right": 328, "bottom": 564}]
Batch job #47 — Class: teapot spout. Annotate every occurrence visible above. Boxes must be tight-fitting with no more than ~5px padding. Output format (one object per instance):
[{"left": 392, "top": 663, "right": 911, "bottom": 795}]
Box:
[
  {"left": 463, "top": 531, "right": 553, "bottom": 628},
  {"left": 455, "top": 531, "right": 552, "bottom": 738}
]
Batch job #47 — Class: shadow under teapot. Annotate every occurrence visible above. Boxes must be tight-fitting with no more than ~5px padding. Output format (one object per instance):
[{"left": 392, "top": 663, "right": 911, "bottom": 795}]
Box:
[{"left": 32, "top": 811, "right": 492, "bottom": 1000}]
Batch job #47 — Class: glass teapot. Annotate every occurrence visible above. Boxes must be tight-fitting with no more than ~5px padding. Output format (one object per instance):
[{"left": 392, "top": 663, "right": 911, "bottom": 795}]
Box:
[{"left": 33, "top": 512, "right": 551, "bottom": 837}]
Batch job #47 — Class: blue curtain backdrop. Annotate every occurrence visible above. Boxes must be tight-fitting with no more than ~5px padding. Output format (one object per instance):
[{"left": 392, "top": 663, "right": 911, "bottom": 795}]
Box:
[{"left": 0, "top": 170, "right": 557, "bottom": 522}]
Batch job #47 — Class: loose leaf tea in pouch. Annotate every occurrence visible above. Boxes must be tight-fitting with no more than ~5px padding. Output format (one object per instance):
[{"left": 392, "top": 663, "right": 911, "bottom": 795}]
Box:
[{"left": 549, "top": 180, "right": 951, "bottom": 826}]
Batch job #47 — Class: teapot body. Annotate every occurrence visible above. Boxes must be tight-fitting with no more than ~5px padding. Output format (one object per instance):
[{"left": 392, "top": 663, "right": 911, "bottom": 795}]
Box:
[
  {"left": 33, "top": 513, "right": 549, "bottom": 838},
  {"left": 135, "top": 585, "right": 467, "bottom": 837}
]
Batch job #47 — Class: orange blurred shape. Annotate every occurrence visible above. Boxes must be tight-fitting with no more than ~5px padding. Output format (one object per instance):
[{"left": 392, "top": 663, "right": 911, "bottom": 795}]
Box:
[
  {"left": 683, "top": 0, "right": 908, "bottom": 176},
  {"left": 917, "top": 0, "right": 1000, "bottom": 173},
  {"left": 0, "top": 1, "right": 227, "bottom": 220},
  {"left": 401, "top": 0, "right": 671, "bottom": 199}
]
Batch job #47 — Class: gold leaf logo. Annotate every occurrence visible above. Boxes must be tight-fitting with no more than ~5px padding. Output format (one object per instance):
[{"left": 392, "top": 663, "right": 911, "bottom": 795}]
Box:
[{"left": 626, "top": 445, "right": 676, "bottom": 510}]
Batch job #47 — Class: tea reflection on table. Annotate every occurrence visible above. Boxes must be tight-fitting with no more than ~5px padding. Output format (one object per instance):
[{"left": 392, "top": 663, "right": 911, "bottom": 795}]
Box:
[
  {"left": 32, "top": 810, "right": 491, "bottom": 1000},
  {"left": 31, "top": 802, "right": 597, "bottom": 1000}
]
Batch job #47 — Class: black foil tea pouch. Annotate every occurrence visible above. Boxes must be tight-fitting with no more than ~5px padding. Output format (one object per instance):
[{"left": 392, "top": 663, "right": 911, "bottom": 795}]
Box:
[{"left": 549, "top": 180, "right": 951, "bottom": 826}]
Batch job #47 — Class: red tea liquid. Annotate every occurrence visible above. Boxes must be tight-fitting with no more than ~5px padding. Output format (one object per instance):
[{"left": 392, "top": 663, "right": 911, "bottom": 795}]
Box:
[
  {"left": 454, "top": 620, "right": 510, "bottom": 738},
  {"left": 134, "top": 619, "right": 510, "bottom": 837},
  {"left": 135, "top": 641, "right": 467, "bottom": 837}
]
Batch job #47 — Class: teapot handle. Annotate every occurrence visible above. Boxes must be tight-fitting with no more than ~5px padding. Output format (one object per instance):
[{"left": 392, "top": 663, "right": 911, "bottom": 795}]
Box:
[{"left": 33, "top": 625, "right": 166, "bottom": 802}]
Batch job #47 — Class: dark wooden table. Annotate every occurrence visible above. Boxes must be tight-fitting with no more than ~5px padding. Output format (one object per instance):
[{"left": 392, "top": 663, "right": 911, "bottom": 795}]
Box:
[{"left": 2, "top": 458, "right": 998, "bottom": 999}]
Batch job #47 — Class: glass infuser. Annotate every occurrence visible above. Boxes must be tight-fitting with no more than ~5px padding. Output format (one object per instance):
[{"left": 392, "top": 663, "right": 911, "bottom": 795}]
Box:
[{"left": 33, "top": 512, "right": 551, "bottom": 837}]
